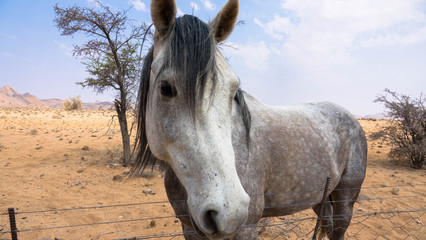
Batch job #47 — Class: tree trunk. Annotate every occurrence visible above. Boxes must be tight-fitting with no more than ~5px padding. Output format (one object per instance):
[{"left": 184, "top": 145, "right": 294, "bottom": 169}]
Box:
[
  {"left": 115, "top": 101, "right": 131, "bottom": 167},
  {"left": 411, "top": 153, "right": 424, "bottom": 169}
]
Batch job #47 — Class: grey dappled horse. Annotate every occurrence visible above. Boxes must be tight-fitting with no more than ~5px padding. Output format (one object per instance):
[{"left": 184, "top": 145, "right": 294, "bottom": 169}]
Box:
[{"left": 132, "top": 0, "right": 367, "bottom": 239}]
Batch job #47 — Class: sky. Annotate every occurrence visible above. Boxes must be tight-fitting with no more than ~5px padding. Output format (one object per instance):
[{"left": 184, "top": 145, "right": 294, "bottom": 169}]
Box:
[{"left": 0, "top": 0, "right": 425, "bottom": 116}]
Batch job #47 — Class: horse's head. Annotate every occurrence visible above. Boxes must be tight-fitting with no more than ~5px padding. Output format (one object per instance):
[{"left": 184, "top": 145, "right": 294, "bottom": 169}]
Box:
[{"left": 140, "top": 0, "right": 249, "bottom": 238}]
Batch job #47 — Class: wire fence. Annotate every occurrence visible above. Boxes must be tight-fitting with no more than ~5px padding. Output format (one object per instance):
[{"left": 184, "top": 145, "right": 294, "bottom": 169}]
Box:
[{"left": 1, "top": 183, "right": 425, "bottom": 240}]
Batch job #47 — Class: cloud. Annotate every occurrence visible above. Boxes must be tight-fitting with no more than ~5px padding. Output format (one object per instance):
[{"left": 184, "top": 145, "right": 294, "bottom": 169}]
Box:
[
  {"left": 200, "top": 0, "right": 216, "bottom": 11},
  {"left": 129, "top": 0, "right": 147, "bottom": 12},
  {"left": 224, "top": 41, "right": 271, "bottom": 71},
  {"left": 53, "top": 40, "right": 73, "bottom": 58},
  {"left": 360, "top": 27, "right": 426, "bottom": 48},
  {"left": 1, "top": 52, "right": 16, "bottom": 58},
  {"left": 177, "top": 7, "right": 184, "bottom": 16},
  {"left": 254, "top": 16, "right": 293, "bottom": 41},
  {"left": 191, "top": 2, "right": 200, "bottom": 12},
  {"left": 255, "top": 0, "right": 426, "bottom": 69},
  {"left": 87, "top": 0, "right": 101, "bottom": 7},
  {"left": 0, "top": 33, "right": 17, "bottom": 40}
]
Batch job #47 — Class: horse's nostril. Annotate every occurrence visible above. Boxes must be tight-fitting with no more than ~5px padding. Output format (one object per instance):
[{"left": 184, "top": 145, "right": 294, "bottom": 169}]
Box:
[{"left": 201, "top": 209, "right": 219, "bottom": 234}]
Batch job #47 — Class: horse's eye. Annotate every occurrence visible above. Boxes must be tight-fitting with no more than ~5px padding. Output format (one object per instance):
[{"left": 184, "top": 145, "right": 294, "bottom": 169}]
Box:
[{"left": 160, "top": 81, "right": 177, "bottom": 98}]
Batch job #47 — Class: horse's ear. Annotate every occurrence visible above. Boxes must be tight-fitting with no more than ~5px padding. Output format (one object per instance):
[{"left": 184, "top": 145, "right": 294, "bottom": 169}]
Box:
[
  {"left": 151, "top": 0, "right": 177, "bottom": 40},
  {"left": 210, "top": 0, "right": 239, "bottom": 43}
]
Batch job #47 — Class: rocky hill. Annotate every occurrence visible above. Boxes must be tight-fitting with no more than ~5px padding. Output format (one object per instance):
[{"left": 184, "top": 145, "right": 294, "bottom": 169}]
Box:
[
  {"left": 0, "top": 85, "right": 113, "bottom": 110},
  {"left": 0, "top": 85, "right": 47, "bottom": 108}
]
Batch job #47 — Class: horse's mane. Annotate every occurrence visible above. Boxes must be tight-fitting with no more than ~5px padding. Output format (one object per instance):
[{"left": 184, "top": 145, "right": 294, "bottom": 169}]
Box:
[{"left": 131, "top": 15, "right": 251, "bottom": 175}]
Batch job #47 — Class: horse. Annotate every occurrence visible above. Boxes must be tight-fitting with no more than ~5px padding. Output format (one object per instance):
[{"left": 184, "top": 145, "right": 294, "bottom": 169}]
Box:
[{"left": 132, "top": 0, "right": 367, "bottom": 239}]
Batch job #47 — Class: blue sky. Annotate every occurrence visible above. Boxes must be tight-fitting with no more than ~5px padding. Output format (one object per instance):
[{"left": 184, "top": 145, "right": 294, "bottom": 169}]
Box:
[{"left": 0, "top": 0, "right": 425, "bottom": 115}]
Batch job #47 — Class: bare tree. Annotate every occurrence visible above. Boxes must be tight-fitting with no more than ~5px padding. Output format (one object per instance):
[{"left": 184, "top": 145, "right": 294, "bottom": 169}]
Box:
[
  {"left": 54, "top": 0, "right": 152, "bottom": 166},
  {"left": 372, "top": 89, "right": 425, "bottom": 169}
]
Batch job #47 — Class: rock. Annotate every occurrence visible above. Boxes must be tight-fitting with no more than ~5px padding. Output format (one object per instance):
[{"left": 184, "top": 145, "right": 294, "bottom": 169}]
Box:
[
  {"left": 148, "top": 220, "right": 156, "bottom": 228},
  {"left": 143, "top": 189, "right": 155, "bottom": 195},
  {"left": 35, "top": 146, "right": 42, "bottom": 150},
  {"left": 77, "top": 168, "right": 85, "bottom": 173},
  {"left": 390, "top": 188, "right": 399, "bottom": 195},
  {"left": 112, "top": 175, "right": 123, "bottom": 181},
  {"left": 82, "top": 146, "right": 89, "bottom": 150}
]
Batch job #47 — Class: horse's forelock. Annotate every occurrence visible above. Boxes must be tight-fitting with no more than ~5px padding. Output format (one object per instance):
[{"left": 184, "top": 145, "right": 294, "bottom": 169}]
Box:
[{"left": 161, "top": 15, "right": 218, "bottom": 118}]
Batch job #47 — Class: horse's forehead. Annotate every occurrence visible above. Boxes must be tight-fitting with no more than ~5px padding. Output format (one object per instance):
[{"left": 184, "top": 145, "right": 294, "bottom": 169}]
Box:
[{"left": 150, "top": 38, "right": 239, "bottom": 92}]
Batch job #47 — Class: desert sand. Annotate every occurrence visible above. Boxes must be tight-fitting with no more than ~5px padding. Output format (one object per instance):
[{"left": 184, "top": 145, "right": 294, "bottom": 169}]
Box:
[{"left": 0, "top": 107, "right": 424, "bottom": 240}]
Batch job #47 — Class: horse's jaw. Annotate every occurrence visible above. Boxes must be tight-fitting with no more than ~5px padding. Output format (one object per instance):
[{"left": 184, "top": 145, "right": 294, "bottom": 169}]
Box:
[{"left": 166, "top": 145, "right": 250, "bottom": 239}]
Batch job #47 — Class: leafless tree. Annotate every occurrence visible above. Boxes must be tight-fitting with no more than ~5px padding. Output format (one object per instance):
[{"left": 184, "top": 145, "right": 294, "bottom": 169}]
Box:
[
  {"left": 54, "top": 0, "right": 152, "bottom": 166},
  {"left": 372, "top": 89, "right": 425, "bottom": 169}
]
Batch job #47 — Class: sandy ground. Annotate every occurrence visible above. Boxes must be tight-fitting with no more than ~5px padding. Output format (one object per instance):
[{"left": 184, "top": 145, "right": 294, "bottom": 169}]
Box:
[{"left": 0, "top": 108, "right": 424, "bottom": 240}]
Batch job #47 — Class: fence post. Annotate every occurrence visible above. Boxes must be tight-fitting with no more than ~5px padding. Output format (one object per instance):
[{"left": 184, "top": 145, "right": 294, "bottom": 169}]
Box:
[
  {"left": 8, "top": 208, "right": 18, "bottom": 240},
  {"left": 311, "top": 177, "right": 331, "bottom": 240}
]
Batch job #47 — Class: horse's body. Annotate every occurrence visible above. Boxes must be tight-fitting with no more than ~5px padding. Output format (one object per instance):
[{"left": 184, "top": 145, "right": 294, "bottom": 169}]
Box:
[
  {"left": 165, "top": 96, "right": 367, "bottom": 239},
  {"left": 133, "top": 1, "right": 367, "bottom": 239}
]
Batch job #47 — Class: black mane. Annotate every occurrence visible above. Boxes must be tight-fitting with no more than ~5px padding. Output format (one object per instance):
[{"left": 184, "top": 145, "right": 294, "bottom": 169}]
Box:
[
  {"left": 131, "top": 15, "right": 251, "bottom": 175},
  {"left": 160, "top": 15, "right": 217, "bottom": 116}
]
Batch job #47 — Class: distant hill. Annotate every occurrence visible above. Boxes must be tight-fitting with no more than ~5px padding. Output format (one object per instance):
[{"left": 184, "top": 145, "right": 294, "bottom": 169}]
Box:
[
  {"left": 0, "top": 85, "right": 47, "bottom": 108},
  {"left": 40, "top": 98, "right": 63, "bottom": 108},
  {"left": 360, "top": 112, "right": 388, "bottom": 120},
  {"left": 0, "top": 85, "right": 113, "bottom": 110}
]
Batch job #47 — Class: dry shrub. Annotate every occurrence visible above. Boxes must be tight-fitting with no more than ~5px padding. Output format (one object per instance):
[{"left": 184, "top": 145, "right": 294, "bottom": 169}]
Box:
[
  {"left": 105, "top": 146, "right": 123, "bottom": 164},
  {"left": 372, "top": 89, "right": 425, "bottom": 169},
  {"left": 63, "top": 95, "right": 83, "bottom": 111}
]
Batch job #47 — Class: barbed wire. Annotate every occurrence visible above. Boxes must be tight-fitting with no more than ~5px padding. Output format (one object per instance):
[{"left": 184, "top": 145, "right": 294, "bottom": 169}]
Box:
[
  {"left": 1, "top": 214, "right": 187, "bottom": 234},
  {"left": 110, "top": 209, "right": 426, "bottom": 239},
  {"left": 1, "top": 184, "right": 424, "bottom": 239},
  {"left": 1, "top": 183, "right": 424, "bottom": 216},
  {"left": 1, "top": 206, "right": 424, "bottom": 236},
  {"left": 3, "top": 193, "right": 423, "bottom": 219},
  {"left": 13, "top": 200, "right": 184, "bottom": 215}
]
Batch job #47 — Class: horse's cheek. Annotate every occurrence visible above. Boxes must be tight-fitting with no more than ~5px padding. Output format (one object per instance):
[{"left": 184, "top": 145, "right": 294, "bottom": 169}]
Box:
[{"left": 145, "top": 105, "right": 170, "bottom": 160}]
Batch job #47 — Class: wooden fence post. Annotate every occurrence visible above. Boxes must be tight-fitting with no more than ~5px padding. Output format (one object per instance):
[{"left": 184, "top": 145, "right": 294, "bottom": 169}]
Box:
[{"left": 8, "top": 208, "right": 18, "bottom": 240}]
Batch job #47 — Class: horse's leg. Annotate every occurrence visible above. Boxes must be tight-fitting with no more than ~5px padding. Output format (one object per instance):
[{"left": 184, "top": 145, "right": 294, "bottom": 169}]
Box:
[
  {"left": 312, "top": 199, "right": 334, "bottom": 239},
  {"left": 328, "top": 184, "right": 360, "bottom": 240}
]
